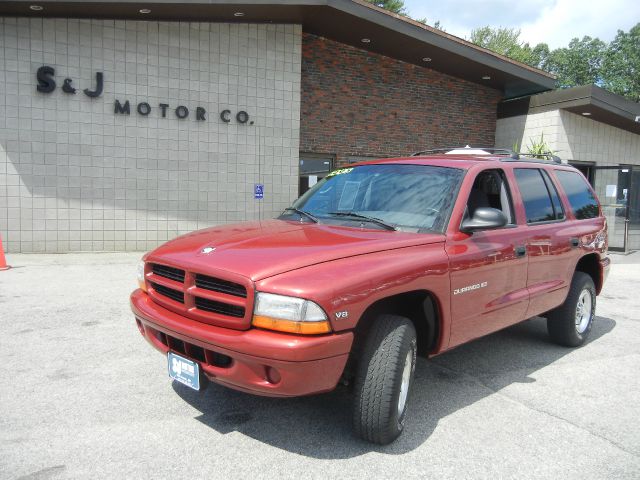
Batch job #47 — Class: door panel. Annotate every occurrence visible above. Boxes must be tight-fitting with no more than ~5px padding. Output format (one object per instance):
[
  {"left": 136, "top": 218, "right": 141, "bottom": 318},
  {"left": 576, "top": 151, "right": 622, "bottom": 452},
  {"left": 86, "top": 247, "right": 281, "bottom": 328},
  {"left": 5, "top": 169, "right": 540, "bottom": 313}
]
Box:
[
  {"left": 524, "top": 224, "right": 574, "bottom": 317},
  {"left": 447, "top": 229, "right": 529, "bottom": 348}
]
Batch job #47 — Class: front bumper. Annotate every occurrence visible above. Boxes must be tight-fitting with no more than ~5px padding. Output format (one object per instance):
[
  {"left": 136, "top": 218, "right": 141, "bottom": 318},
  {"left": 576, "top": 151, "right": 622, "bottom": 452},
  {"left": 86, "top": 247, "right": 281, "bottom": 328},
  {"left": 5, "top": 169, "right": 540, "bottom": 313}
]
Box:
[{"left": 130, "top": 289, "right": 353, "bottom": 397}]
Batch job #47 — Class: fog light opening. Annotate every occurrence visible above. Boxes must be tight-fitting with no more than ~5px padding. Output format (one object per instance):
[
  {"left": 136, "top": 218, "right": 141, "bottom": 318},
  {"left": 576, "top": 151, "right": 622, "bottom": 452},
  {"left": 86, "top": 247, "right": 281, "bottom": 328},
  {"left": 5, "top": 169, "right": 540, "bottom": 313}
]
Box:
[{"left": 265, "top": 367, "right": 281, "bottom": 385}]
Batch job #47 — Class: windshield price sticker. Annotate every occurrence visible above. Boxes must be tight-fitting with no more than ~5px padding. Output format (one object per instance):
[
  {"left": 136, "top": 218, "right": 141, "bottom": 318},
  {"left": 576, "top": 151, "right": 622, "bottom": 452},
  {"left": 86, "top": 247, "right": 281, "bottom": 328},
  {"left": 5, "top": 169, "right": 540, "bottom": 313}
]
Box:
[{"left": 327, "top": 168, "right": 354, "bottom": 178}]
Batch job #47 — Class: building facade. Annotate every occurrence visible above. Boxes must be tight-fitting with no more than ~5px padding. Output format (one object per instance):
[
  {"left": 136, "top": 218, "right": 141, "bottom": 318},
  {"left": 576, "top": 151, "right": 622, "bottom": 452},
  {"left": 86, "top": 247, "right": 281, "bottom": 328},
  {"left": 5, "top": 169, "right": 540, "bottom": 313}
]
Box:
[
  {"left": 496, "top": 86, "right": 640, "bottom": 251},
  {"left": 1, "top": 0, "right": 556, "bottom": 253}
]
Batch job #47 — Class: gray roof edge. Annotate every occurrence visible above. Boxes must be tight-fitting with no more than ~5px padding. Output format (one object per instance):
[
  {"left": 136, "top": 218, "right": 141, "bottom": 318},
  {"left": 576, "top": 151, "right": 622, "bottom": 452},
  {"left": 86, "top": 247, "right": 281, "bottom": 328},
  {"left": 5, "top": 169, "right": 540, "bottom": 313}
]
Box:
[
  {"left": 328, "top": 0, "right": 556, "bottom": 89},
  {"left": 11, "top": 0, "right": 556, "bottom": 90},
  {"left": 528, "top": 85, "right": 640, "bottom": 119}
]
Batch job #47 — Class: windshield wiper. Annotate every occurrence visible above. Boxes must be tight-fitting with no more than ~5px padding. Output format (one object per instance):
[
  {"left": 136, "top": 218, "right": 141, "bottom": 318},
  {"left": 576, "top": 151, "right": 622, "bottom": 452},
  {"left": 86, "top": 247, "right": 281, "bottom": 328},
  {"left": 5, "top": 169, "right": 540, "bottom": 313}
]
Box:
[
  {"left": 328, "top": 212, "right": 396, "bottom": 231},
  {"left": 283, "top": 207, "right": 319, "bottom": 223}
]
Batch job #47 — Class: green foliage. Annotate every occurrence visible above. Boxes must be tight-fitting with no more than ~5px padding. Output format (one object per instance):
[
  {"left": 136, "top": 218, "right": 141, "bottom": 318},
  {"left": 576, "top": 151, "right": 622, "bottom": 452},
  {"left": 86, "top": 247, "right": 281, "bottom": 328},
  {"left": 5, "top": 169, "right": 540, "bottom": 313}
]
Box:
[
  {"left": 526, "top": 133, "right": 554, "bottom": 157},
  {"left": 546, "top": 36, "right": 607, "bottom": 87},
  {"left": 601, "top": 24, "right": 640, "bottom": 102},
  {"left": 471, "top": 27, "right": 526, "bottom": 61},
  {"left": 469, "top": 23, "right": 640, "bottom": 103},
  {"left": 415, "top": 18, "right": 444, "bottom": 31},
  {"left": 366, "top": 0, "right": 406, "bottom": 15}
]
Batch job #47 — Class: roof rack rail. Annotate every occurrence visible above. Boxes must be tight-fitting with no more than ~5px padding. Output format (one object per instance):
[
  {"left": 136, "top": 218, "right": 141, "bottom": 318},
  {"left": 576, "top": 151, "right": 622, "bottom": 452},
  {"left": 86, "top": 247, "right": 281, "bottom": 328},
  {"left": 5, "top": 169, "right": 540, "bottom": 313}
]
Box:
[
  {"left": 411, "top": 146, "right": 563, "bottom": 164},
  {"left": 411, "top": 146, "right": 520, "bottom": 159},
  {"left": 513, "top": 152, "right": 563, "bottom": 164}
]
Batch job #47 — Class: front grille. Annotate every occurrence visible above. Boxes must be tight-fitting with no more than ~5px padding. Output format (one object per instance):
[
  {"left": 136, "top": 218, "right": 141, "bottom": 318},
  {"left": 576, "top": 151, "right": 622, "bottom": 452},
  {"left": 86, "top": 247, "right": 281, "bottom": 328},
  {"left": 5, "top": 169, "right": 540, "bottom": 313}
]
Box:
[
  {"left": 147, "top": 263, "right": 252, "bottom": 326},
  {"left": 152, "top": 264, "right": 185, "bottom": 283},
  {"left": 195, "top": 274, "right": 247, "bottom": 298},
  {"left": 154, "top": 330, "right": 232, "bottom": 368},
  {"left": 151, "top": 282, "right": 184, "bottom": 303},
  {"left": 195, "top": 297, "right": 245, "bottom": 318}
]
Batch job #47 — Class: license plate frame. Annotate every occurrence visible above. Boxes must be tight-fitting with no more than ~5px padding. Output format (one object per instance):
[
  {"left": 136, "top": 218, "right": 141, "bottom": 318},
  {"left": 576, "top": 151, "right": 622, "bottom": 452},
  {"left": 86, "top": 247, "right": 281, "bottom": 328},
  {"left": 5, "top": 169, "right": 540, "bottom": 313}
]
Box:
[{"left": 167, "top": 352, "right": 200, "bottom": 391}]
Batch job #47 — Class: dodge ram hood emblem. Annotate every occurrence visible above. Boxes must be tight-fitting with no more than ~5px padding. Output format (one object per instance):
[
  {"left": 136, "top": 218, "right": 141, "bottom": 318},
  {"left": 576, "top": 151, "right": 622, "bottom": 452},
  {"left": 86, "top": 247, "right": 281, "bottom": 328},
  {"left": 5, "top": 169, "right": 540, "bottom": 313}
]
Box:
[{"left": 201, "top": 246, "right": 216, "bottom": 254}]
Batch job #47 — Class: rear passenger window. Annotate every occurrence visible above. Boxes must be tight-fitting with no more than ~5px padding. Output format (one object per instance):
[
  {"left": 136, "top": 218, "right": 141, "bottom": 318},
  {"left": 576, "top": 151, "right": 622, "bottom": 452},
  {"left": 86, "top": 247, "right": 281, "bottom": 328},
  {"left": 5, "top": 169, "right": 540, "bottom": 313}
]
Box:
[
  {"left": 514, "top": 169, "right": 559, "bottom": 223},
  {"left": 555, "top": 170, "right": 599, "bottom": 219}
]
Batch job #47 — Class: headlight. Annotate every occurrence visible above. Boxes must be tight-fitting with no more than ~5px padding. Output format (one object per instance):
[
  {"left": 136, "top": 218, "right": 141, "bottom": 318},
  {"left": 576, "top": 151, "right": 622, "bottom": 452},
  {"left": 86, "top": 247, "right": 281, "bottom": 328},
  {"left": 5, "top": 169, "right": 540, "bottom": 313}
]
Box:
[
  {"left": 252, "top": 292, "right": 331, "bottom": 335},
  {"left": 137, "top": 261, "right": 147, "bottom": 292}
]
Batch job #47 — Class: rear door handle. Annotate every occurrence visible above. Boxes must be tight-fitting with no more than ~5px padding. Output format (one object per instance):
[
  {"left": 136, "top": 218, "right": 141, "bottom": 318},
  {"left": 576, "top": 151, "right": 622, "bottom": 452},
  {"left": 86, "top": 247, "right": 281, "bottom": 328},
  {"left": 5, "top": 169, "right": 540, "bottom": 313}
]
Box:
[
  {"left": 570, "top": 237, "right": 580, "bottom": 247},
  {"left": 515, "top": 245, "right": 527, "bottom": 257}
]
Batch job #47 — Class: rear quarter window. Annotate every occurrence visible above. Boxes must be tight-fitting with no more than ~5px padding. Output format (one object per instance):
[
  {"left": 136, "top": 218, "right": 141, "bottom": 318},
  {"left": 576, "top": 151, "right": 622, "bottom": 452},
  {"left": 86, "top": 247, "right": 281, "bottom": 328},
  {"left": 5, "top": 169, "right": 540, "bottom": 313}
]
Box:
[{"left": 555, "top": 170, "right": 599, "bottom": 219}]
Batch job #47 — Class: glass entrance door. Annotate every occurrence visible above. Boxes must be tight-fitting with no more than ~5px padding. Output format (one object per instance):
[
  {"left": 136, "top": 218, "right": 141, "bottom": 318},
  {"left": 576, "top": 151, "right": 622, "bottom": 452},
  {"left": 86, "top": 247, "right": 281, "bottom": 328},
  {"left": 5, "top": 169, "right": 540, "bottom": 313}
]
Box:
[
  {"left": 592, "top": 166, "right": 633, "bottom": 252},
  {"left": 299, "top": 155, "right": 333, "bottom": 196}
]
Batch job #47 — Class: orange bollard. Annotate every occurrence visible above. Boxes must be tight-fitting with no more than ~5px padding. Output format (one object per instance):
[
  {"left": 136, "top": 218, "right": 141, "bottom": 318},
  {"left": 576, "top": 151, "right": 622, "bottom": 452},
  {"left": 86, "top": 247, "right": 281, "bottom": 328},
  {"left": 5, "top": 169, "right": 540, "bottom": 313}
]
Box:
[{"left": 0, "top": 234, "right": 11, "bottom": 271}]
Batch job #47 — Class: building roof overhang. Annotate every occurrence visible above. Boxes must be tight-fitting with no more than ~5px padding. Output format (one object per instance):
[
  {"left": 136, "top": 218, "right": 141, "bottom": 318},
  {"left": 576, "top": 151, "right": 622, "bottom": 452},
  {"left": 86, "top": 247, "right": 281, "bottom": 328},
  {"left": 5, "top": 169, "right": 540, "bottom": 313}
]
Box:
[
  {"left": 0, "top": 0, "right": 556, "bottom": 98},
  {"left": 498, "top": 85, "right": 640, "bottom": 135}
]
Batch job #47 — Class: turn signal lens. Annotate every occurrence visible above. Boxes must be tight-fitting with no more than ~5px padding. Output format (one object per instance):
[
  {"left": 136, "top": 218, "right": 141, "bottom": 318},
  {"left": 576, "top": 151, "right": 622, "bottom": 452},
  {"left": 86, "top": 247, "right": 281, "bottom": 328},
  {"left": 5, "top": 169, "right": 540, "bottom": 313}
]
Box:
[
  {"left": 252, "top": 315, "right": 332, "bottom": 335},
  {"left": 137, "top": 260, "right": 147, "bottom": 292},
  {"left": 252, "top": 292, "right": 331, "bottom": 335}
]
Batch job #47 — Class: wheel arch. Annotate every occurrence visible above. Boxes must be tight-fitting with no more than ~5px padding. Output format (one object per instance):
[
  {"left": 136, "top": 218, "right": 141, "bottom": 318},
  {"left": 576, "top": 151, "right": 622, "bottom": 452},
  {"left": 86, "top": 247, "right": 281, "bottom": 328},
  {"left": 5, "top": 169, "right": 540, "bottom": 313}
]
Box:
[
  {"left": 354, "top": 290, "right": 442, "bottom": 357},
  {"left": 575, "top": 253, "right": 602, "bottom": 294}
]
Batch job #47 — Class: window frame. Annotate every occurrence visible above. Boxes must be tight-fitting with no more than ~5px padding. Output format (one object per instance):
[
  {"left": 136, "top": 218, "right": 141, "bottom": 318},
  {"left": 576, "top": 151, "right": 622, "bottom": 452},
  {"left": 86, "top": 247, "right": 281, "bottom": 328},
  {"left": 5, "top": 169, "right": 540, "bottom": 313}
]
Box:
[
  {"left": 460, "top": 167, "right": 517, "bottom": 231},
  {"left": 553, "top": 168, "right": 601, "bottom": 221},
  {"left": 540, "top": 169, "right": 566, "bottom": 222}
]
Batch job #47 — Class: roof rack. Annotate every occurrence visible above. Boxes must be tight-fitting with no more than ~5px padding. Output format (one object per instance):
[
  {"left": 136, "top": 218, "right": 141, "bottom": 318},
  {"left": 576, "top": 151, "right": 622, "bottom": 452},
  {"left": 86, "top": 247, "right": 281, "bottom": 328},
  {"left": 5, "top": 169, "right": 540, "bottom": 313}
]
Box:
[
  {"left": 411, "top": 146, "right": 520, "bottom": 159},
  {"left": 411, "top": 146, "right": 563, "bottom": 164},
  {"left": 514, "top": 152, "right": 563, "bottom": 164}
]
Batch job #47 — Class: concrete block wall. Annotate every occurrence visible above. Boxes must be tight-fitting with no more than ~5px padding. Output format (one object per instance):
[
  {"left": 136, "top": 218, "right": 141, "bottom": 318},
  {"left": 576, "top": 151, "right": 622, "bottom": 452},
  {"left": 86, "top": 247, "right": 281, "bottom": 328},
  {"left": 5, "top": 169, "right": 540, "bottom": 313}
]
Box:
[
  {"left": 0, "top": 18, "right": 302, "bottom": 252},
  {"left": 495, "top": 110, "right": 640, "bottom": 166}
]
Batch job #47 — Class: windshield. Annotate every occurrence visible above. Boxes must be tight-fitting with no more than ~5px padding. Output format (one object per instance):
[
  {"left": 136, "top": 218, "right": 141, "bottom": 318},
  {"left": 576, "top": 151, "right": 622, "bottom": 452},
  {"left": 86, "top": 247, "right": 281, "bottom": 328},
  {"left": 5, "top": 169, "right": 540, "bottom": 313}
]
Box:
[{"left": 288, "top": 164, "right": 464, "bottom": 233}]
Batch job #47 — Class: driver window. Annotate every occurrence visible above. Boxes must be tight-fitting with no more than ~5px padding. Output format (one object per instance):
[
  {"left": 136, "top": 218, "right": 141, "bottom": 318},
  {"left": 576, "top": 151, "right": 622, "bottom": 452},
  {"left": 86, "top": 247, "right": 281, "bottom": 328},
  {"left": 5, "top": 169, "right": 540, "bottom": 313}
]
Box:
[{"left": 466, "top": 169, "right": 514, "bottom": 225}]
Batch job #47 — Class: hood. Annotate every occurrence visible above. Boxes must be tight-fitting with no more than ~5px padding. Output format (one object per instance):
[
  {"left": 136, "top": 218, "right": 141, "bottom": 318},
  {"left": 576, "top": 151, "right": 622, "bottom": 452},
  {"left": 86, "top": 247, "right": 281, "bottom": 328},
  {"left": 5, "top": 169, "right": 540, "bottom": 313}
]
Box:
[{"left": 145, "top": 219, "right": 445, "bottom": 281}]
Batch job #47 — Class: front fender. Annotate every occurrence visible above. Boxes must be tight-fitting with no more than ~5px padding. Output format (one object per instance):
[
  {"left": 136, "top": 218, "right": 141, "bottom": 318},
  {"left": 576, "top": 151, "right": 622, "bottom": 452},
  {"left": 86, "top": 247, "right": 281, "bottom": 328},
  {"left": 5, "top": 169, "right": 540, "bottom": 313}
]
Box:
[{"left": 255, "top": 243, "right": 452, "bottom": 351}]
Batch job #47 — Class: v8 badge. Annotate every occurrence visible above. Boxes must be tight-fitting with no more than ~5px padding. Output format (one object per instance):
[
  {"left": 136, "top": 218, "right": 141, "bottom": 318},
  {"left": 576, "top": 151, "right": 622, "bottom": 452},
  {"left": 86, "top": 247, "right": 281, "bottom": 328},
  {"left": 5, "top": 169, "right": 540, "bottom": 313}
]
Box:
[{"left": 335, "top": 311, "right": 349, "bottom": 319}]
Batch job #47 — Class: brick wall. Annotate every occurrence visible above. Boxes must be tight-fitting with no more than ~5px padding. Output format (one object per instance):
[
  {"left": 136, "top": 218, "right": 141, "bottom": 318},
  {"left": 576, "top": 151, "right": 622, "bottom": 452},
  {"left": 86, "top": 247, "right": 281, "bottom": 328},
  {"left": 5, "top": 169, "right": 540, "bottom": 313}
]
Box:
[{"left": 301, "top": 33, "right": 502, "bottom": 164}]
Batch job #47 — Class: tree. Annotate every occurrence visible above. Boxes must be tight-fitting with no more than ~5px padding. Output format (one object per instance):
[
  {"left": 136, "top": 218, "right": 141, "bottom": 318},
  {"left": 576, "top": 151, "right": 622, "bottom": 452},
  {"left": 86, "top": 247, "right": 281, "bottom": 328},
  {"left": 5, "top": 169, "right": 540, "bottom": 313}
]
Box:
[
  {"left": 545, "top": 36, "right": 607, "bottom": 88},
  {"left": 415, "top": 18, "right": 445, "bottom": 31},
  {"left": 468, "top": 23, "right": 640, "bottom": 103},
  {"left": 469, "top": 26, "right": 546, "bottom": 68},
  {"left": 602, "top": 24, "right": 640, "bottom": 102},
  {"left": 366, "top": 0, "right": 406, "bottom": 15}
]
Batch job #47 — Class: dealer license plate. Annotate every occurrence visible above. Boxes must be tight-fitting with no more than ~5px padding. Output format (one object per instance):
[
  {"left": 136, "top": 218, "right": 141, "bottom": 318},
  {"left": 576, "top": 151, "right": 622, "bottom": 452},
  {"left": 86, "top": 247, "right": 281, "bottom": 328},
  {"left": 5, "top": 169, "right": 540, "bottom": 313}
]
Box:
[{"left": 168, "top": 352, "right": 200, "bottom": 391}]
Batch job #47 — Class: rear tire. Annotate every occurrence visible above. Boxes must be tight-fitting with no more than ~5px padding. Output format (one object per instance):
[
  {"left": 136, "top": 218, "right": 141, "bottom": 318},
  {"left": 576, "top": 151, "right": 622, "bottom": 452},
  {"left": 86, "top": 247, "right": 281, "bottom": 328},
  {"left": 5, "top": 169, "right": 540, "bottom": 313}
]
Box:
[
  {"left": 352, "top": 314, "right": 417, "bottom": 444},
  {"left": 547, "top": 272, "right": 596, "bottom": 347}
]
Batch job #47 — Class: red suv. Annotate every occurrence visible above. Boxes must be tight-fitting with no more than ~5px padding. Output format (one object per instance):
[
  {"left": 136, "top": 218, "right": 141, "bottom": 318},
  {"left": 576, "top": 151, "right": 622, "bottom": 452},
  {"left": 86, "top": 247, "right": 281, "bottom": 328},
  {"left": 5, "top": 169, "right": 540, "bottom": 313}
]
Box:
[{"left": 131, "top": 149, "right": 609, "bottom": 444}]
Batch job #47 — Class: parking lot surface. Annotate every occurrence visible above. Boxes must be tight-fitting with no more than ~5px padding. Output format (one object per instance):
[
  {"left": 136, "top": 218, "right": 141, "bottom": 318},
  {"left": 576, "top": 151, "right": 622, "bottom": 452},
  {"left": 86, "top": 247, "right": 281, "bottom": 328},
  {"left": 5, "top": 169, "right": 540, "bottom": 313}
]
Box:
[{"left": 1, "top": 252, "right": 639, "bottom": 479}]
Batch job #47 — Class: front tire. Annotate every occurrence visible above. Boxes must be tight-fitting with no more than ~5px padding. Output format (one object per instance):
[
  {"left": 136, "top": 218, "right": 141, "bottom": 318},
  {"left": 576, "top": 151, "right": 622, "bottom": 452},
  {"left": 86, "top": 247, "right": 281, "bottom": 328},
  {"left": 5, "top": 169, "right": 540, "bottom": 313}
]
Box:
[
  {"left": 352, "top": 315, "right": 417, "bottom": 444},
  {"left": 547, "top": 272, "right": 596, "bottom": 347}
]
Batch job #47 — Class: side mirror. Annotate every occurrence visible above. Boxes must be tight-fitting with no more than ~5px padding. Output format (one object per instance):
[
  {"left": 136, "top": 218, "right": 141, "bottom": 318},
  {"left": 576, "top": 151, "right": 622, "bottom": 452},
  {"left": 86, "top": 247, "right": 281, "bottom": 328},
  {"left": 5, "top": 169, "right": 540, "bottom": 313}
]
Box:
[{"left": 460, "top": 207, "right": 508, "bottom": 233}]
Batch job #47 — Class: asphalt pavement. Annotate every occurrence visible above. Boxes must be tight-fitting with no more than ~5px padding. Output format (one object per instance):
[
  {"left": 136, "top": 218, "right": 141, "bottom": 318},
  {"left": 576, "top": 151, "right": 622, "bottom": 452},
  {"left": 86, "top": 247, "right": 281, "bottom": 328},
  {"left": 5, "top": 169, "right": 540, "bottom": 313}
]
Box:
[{"left": 1, "top": 251, "right": 639, "bottom": 479}]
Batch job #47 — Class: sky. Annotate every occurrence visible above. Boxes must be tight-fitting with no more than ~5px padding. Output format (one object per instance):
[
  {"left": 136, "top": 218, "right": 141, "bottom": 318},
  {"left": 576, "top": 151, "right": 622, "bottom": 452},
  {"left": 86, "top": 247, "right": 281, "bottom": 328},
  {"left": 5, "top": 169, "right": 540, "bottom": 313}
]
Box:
[{"left": 403, "top": 0, "right": 640, "bottom": 49}]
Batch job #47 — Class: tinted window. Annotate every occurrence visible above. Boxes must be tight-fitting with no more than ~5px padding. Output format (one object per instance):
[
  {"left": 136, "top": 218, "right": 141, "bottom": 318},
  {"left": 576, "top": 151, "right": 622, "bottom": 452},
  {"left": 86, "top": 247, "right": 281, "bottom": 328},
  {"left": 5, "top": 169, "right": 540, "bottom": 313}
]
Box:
[
  {"left": 555, "top": 170, "right": 599, "bottom": 219},
  {"left": 289, "top": 164, "right": 464, "bottom": 233},
  {"left": 514, "top": 169, "right": 556, "bottom": 223},
  {"left": 541, "top": 170, "right": 565, "bottom": 220}
]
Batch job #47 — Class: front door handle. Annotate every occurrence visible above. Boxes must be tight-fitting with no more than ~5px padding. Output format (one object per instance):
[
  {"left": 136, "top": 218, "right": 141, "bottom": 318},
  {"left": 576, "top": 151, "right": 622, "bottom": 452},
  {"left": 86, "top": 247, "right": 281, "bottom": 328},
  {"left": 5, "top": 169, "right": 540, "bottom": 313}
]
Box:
[
  {"left": 570, "top": 237, "right": 580, "bottom": 247},
  {"left": 515, "top": 245, "right": 527, "bottom": 257}
]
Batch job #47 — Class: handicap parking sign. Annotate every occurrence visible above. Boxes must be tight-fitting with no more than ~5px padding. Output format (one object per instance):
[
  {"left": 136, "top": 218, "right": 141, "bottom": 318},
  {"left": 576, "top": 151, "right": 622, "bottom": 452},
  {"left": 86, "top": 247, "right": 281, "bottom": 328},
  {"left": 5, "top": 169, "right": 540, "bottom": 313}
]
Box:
[{"left": 254, "top": 184, "right": 264, "bottom": 199}]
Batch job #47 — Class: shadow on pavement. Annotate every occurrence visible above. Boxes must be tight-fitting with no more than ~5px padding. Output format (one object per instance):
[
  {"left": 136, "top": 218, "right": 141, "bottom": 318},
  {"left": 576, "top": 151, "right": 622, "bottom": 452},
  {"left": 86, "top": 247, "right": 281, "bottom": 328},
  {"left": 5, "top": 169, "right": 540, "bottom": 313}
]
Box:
[{"left": 172, "top": 315, "right": 615, "bottom": 458}]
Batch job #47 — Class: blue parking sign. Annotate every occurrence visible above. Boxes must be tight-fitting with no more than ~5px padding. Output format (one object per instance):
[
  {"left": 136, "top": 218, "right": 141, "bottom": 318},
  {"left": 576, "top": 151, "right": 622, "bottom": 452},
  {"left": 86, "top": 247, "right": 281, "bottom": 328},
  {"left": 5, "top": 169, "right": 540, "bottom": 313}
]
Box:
[{"left": 254, "top": 184, "right": 264, "bottom": 199}]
